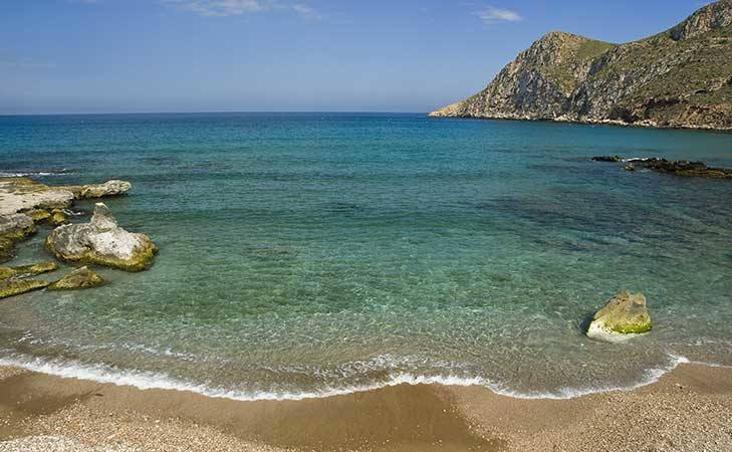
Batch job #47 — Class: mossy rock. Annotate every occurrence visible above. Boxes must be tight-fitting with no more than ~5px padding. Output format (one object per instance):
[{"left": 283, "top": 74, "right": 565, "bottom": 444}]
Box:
[
  {"left": 0, "top": 278, "right": 49, "bottom": 299},
  {"left": 45, "top": 203, "right": 157, "bottom": 272},
  {"left": 0, "top": 223, "right": 37, "bottom": 263},
  {"left": 50, "top": 209, "right": 70, "bottom": 226},
  {"left": 587, "top": 291, "right": 652, "bottom": 342},
  {"left": 0, "top": 261, "right": 59, "bottom": 280},
  {"left": 25, "top": 209, "right": 52, "bottom": 223},
  {"left": 48, "top": 266, "right": 105, "bottom": 290}
]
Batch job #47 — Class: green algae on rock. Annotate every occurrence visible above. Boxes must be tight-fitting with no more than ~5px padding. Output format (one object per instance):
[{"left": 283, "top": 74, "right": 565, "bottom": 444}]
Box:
[
  {"left": 0, "top": 278, "right": 49, "bottom": 299},
  {"left": 587, "top": 291, "right": 652, "bottom": 342},
  {"left": 0, "top": 261, "right": 59, "bottom": 280},
  {"left": 0, "top": 214, "right": 37, "bottom": 263},
  {"left": 46, "top": 203, "right": 157, "bottom": 272},
  {"left": 48, "top": 266, "right": 105, "bottom": 290},
  {"left": 50, "top": 209, "right": 70, "bottom": 226},
  {"left": 25, "top": 209, "right": 52, "bottom": 223}
]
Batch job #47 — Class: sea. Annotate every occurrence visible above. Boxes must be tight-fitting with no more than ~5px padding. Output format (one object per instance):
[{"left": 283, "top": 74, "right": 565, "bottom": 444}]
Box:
[{"left": 0, "top": 112, "right": 731, "bottom": 400}]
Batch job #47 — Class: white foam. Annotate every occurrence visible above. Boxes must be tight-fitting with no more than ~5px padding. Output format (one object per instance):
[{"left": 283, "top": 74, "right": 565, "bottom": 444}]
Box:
[
  {"left": 0, "top": 170, "right": 70, "bottom": 177},
  {"left": 0, "top": 353, "right": 699, "bottom": 402},
  {"left": 0, "top": 171, "right": 72, "bottom": 177}
]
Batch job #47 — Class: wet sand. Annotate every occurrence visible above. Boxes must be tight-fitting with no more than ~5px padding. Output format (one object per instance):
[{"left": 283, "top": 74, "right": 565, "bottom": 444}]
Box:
[{"left": 0, "top": 363, "right": 730, "bottom": 452}]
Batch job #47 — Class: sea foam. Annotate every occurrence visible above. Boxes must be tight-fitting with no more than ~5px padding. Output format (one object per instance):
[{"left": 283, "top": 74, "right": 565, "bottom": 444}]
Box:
[{"left": 0, "top": 352, "right": 693, "bottom": 402}]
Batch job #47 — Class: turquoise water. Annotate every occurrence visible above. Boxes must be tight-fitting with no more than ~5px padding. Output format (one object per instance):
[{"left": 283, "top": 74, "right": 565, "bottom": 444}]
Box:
[{"left": 0, "top": 113, "right": 731, "bottom": 399}]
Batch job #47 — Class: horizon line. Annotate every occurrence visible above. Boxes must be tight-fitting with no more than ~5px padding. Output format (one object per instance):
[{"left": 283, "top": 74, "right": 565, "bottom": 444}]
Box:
[{"left": 0, "top": 110, "right": 432, "bottom": 118}]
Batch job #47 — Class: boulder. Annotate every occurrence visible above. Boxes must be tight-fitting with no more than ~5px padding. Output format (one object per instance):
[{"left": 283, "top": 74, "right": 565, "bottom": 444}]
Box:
[
  {"left": 587, "top": 291, "right": 652, "bottom": 342},
  {"left": 0, "top": 261, "right": 59, "bottom": 280},
  {"left": 48, "top": 266, "right": 105, "bottom": 290},
  {"left": 45, "top": 203, "right": 156, "bottom": 272},
  {"left": 0, "top": 278, "right": 49, "bottom": 299},
  {"left": 60, "top": 180, "right": 132, "bottom": 199}
]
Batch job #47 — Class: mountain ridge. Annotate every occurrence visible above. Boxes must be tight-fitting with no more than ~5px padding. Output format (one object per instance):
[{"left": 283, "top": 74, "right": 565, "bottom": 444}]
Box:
[{"left": 430, "top": 0, "right": 732, "bottom": 130}]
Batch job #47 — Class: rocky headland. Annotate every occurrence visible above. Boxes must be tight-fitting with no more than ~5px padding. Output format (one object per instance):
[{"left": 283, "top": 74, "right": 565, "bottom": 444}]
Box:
[
  {"left": 0, "top": 176, "right": 155, "bottom": 299},
  {"left": 430, "top": 0, "right": 732, "bottom": 131}
]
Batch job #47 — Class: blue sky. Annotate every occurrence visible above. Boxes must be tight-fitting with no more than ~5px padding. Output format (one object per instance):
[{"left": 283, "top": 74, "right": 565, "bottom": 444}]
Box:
[{"left": 0, "top": 0, "right": 712, "bottom": 114}]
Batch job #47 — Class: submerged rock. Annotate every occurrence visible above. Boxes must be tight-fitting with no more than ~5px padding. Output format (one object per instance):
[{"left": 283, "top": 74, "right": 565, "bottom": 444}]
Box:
[
  {"left": 60, "top": 180, "right": 132, "bottom": 199},
  {"left": 48, "top": 266, "right": 105, "bottom": 290},
  {"left": 587, "top": 291, "right": 652, "bottom": 342},
  {"left": 592, "top": 156, "right": 732, "bottom": 179},
  {"left": 0, "top": 278, "right": 49, "bottom": 299},
  {"left": 591, "top": 155, "right": 623, "bottom": 162},
  {"left": 0, "top": 261, "right": 59, "bottom": 280},
  {"left": 46, "top": 203, "right": 157, "bottom": 272},
  {"left": 625, "top": 158, "right": 732, "bottom": 178}
]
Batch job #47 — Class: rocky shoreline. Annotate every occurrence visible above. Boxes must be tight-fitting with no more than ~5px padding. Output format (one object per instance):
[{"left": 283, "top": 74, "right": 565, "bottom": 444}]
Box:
[{"left": 0, "top": 177, "right": 156, "bottom": 299}]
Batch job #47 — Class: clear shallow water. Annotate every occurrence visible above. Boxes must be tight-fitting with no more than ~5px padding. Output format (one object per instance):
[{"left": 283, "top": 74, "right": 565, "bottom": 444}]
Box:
[{"left": 0, "top": 113, "right": 731, "bottom": 399}]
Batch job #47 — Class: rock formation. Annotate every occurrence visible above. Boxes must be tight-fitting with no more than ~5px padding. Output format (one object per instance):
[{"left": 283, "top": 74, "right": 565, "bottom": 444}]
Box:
[
  {"left": 0, "top": 261, "right": 58, "bottom": 280},
  {"left": 48, "top": 266, "right": 105, "bottom": 290},
  {"left": 0, "top": 261, "right": 58, "bottom": 299},
  {"left": 0, "top": 176, "right": 133, "bottom": 262},
  {"left": 0, "top": 278, "right": 50, "bottom": 299},
  {"left": 0, "top": 213, "right": 36, "bottom": 262},
  {"left": 587, "top": 291, "right": 652, "bottom": 342},
  {"left": 46, "top": 203, "right": 157, "bottom": 272},
  {"left": 431, "top": 1, "right": 732, "bottom": 130},
  {"left": 59, "top": 180, "right": 132, "bottom": 199},
  {"left": 592, "top": 156, "right": 732, "bottom": 178}
]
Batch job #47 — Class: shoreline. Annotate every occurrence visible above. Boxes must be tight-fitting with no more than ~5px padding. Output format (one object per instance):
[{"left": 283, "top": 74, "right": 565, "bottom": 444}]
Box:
[
  {"left": 1, "top": 362, "right": 731, "bottom": 451},
  {"left": 0, "top": 352, "right": 698, "bottom": 402},
  {"left": 427, "top": 113, "right": 732, "bottom": 133}
]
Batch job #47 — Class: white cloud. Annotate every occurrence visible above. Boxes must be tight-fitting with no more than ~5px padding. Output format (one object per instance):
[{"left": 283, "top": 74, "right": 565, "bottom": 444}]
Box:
[
  {"left": 291, "top": 3, "right": 320, "bottom": 19},
  {"left": 476, "top": 6, "right": 522, "bottom": 24},
  {"left": 163, "top": 0, "right": 319, "bottom": 18}
]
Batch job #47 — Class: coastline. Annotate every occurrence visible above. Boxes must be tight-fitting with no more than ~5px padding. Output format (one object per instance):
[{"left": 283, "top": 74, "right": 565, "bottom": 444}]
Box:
[
  {"left": 427, "top": 113, "right": 732, "bottom": 133},
  {"left": 1, "top": 362, "right": 731, "bottom": 451}
]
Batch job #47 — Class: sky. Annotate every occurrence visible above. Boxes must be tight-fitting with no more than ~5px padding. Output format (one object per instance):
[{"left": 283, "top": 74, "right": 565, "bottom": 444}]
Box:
[{"left": 0, "top": 0, "right": 713, "bottom": 114}]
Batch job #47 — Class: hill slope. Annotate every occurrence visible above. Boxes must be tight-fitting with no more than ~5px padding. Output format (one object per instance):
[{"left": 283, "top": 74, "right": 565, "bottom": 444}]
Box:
[{"left": 430, "top": 0, "right": 732, "bottom": 130}]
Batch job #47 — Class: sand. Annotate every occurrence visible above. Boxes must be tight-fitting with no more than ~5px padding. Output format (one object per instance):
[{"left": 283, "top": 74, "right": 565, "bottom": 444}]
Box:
[{"left": 0, "top": 363, "right": 730, "bottom": 452}]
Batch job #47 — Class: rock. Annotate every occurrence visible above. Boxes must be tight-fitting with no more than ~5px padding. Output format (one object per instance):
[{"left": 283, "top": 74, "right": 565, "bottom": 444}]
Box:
[
  {"left": 0, "top": 261, "right": 59, "bottom": 280},
  {"left": 48, "top": 266, "right": 105, "bottom": 290},
  {"left": 626, "top": 158, "right": 732, "bottom": 179},
  {"left": 430, "top": 1, "right": 732, "bottom": 131},
  {"left": 0, "top": 278, "right": 49, "bottom": 299},
  {"left": 25, "top": 209, "right": 52, "bottom": 223},
  {"left": 591, "top": 156, "right": 623, "bottom": 162},
  {"left": 60, "top": 180, "right": 132, "bottom": 199},
  {"left": 587, "top": 291, "right": 652, "bottom": 342},
  {"left": 46, "top": 203, "right": 157, "bottom": 272},
  {"left": 50, "top": 209, "right": 70, "bottom": 226},
  {"left": 0, "top": 177, "right": 74, "bottom": 216},
  {"left": 0, "top": 213, "right": 36, "bottom": 263},
  {"left": 593, "top": 155, "right": 732, "bottom": 179}
]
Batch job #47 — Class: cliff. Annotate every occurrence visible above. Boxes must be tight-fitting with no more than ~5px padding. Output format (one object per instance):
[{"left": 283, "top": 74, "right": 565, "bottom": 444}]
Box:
[{"left": 430, "top": 0, "right": 732, "bottom": 130}]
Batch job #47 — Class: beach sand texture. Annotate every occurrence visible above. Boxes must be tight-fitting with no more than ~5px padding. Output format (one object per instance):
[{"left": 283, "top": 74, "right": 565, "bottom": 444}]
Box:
[{"left": 1, "top": 363, "right": 730, "bottom": 452}]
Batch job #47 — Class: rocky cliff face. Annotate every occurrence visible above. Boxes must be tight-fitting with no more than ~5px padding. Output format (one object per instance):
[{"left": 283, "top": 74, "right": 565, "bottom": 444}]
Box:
[{"left": 430, "top": 0, "right": 732, "bottom": 130}]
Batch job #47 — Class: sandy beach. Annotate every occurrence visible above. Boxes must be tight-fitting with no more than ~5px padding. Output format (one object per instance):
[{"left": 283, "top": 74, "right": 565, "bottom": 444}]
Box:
[{"left": 0, "top": 362, "right": 730, "bottom": 452}]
